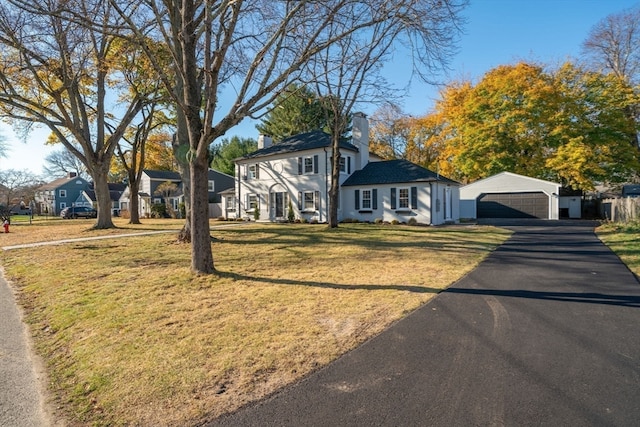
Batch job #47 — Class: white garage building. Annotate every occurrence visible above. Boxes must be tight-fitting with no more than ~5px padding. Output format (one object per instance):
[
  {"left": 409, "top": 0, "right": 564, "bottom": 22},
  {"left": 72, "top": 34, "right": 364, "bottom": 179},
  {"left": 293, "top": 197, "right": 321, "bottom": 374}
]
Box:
[{"left": 460, "top": 172, "right": 561, "bottom": 220}]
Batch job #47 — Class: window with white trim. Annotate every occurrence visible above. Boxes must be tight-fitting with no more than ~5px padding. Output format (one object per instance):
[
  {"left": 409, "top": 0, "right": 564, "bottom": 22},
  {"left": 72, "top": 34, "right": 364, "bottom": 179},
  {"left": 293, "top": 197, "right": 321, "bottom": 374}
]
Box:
[
  {"left": 298, "top": 190, "right": 320, "bottom": 212},
  {"left": 304, "top": 157, "right": 314, "bottom": 174},
  {"left": 398, "top": 188, "right": 410, "bottom": 209},
  {"left": 361, "top": 190, "right": 372, "bottom": 209},
  {"left": 248, "top": 164, "right": 259, "bottom": 180},
  {"left": 208, "top": 180, "right": 215, "bottom": 191},
  {"left": 59, "top": 189, "right": 67, "bottom": 198},
  {"left": 339, "top": 157, "right": 346, "bottom": 173},
  {"left": 226, "top": 195, "right": 236, "bottom": 211},
  {"left": 247, "top": 194, "right": 259, "bottom": 211}
]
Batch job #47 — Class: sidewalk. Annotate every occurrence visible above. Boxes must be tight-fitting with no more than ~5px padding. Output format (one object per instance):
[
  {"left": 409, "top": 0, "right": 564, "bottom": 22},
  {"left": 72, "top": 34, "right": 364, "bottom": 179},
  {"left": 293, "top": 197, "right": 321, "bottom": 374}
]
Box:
[{"left": 0, "top": 270, "right": 50, "bottom": 427}]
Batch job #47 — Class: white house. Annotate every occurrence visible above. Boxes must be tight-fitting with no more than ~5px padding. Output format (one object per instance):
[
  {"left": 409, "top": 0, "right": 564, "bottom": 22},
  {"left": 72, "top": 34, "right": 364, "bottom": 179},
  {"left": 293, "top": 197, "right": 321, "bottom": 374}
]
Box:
[
  {"left": 234, "top": 113, "right": 460, "bottom": 225},
  {"left": 460, "top": 172, "right": 561, "bottom": 220}
]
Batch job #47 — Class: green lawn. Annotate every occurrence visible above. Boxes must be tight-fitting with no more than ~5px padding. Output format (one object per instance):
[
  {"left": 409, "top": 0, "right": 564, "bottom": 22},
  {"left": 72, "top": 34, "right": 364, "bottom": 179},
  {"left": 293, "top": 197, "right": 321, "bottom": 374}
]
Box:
[{"left": 597, "top": 222, "right": 640, "bottom": 277}]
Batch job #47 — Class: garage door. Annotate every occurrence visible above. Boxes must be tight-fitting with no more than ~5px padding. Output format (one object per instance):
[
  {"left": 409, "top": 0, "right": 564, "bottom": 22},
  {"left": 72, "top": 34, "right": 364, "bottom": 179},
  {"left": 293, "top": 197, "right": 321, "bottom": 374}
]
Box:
[{"left": 477, "top": 192, "right": 549, "bottom": 219}]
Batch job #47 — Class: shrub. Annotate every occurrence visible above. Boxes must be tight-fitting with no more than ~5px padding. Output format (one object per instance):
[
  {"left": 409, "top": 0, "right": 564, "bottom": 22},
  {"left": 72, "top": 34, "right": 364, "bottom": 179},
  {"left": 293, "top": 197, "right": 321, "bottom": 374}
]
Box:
[
  {"left": 150, "top": 203, "right": 167, "bottom": 218},
  {"left": 407, "top": 217, "right": 418, "bottom": 226},
  {"left": 253, "top": 208, "right": 260, "bottom": 221},
  {"left": 391, "top": 219, "right": 400, "bottom": 225},
  {"left": 287, "top": 201, "right": 295, "bottom": 223},
  {"left": 310, "top": 218, "right": 318, "bottom": 224},
  {"left": 374, "top": 218, "right": 383, "bottom": 224},
  {"left": 119, "top": 210, "right": 131, "bottom": 219}
]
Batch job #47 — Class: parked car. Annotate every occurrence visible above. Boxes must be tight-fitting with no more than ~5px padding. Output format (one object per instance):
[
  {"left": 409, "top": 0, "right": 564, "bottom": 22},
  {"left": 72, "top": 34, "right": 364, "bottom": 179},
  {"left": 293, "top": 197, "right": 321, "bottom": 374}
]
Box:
[{"left": 60, "top": 206, "right": 97, "bottom": 219}]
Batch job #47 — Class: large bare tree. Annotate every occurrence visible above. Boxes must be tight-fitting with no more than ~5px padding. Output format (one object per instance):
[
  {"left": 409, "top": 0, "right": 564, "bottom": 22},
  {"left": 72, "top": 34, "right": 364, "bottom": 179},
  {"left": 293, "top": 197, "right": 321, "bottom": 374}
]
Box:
[
  {"left": 0, "top": 0, "right": 157, "bottom": 228},
  {"left": 110, "top": 0, "right": 466, "bottom": 273},
  {"left": 582, "top": 5, "right": 640, "bottom": 151},
  {"left": 308, "top": 1, "right": 466, "bottom": 227}
]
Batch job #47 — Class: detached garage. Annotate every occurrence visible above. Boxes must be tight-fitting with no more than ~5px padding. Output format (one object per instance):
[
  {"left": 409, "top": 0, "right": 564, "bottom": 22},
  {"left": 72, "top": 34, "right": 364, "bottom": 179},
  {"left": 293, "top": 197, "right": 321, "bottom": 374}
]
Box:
[{"left": 460, "top": 172, "right": 560, "bottom": 220}]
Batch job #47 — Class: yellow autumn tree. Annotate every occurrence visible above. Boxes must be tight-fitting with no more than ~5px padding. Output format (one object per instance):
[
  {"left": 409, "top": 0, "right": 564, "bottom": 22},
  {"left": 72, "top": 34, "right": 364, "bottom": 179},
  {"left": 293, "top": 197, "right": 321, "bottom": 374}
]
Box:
[{"left": 423, "top": 61, "right": 638, "bottom": 189}]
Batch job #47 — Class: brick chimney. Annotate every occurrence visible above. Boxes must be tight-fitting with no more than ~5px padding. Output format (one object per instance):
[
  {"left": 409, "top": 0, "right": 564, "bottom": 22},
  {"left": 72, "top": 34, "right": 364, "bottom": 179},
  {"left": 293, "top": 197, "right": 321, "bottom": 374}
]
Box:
[
  {"left": 258, "top": 135, "right": 272, "bottom": 150},
  {"left": 352, "top": 112, "right": 369, "bottom": 170}
]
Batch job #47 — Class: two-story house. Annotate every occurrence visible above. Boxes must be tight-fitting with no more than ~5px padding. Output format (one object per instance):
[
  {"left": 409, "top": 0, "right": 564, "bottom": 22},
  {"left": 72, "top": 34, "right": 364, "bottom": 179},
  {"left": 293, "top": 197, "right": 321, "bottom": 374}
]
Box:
[
  {"left": 34, "top": 172, "right": 89, "bottom": 215},
  {"left": 120, "top": 169, "right": 235, "bottom": 218},
  {"left": 234, "top": 113, "right": 460, "bottom": 225}
]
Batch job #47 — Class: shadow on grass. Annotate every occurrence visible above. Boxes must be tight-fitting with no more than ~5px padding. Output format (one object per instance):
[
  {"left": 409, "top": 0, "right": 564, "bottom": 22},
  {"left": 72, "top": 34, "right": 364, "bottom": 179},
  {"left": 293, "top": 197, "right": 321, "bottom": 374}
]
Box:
[
  {"left": 215, "top": 270, "right": 442, "bottom": 294},
  {"left": 214, "top": 223, "right": 502, "bottom": 253},
  {"left": 444, "top": 288, "right": 640, "bottom": 308}
]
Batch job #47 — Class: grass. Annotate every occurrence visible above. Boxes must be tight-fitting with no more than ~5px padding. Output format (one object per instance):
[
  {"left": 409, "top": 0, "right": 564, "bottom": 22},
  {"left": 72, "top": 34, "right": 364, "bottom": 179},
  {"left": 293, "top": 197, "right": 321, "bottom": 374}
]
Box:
[
  {"left": 596, "top": 221, "right": 640, "bottom": 277},
  {"left": 2, "top": 220, "right": 510, "bottom": 426}
]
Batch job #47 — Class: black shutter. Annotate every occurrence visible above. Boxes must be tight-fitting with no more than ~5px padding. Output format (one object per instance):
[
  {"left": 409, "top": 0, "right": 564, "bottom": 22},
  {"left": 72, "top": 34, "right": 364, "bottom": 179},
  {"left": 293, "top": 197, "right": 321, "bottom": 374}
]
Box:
[
  {"left": 347, "top": 157, "right": 351, "bottom": 174},
  {"left": 372, "top": 189, "right": 378, "bottom": 210},
  {"left": 298, "top": 157, "right": 303, "bottom": 175},
  {"left": 298, "top": 191, "right": 302, "bottom": 210},
  {"left": 255, "top": 164, "right": 260, "bottom": 179},
  {"left": 411, "top": 187, "right": 418, "bottom": 209},
  {"left": 355, "top": 190, "right": 360, "bottom": 210},
  {"left": 313, "top": 155, "right": 319, "bottom": 174},
  {"left": 391, "top": 188, "right": 396, "bottom": 209},
  {"left": 314, "top": 191, "right": 320, "bottom": 210}
]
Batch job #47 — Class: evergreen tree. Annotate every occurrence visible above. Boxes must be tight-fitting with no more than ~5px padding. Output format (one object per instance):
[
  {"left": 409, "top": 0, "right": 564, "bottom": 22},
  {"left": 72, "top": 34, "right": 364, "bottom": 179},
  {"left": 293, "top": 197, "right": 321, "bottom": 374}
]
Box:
[
  {"left": 256, "top": 85, "right": 329, "bottom": 141},
  {"left": 210, "top": 136, "right": 258, "bottom": 176}
]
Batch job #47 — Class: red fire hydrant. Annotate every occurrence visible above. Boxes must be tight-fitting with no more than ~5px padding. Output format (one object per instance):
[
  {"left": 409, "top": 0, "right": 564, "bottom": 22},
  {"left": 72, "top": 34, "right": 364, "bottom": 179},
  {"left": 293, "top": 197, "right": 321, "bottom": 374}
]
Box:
[{"left": 3, "top": 219, "right": 9, "bottom": 233}]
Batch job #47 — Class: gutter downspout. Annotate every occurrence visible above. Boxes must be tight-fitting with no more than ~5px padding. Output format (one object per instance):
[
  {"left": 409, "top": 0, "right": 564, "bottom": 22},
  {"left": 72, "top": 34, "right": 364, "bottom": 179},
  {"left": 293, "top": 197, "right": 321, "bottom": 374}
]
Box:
[
  {"left": 429, "top": 182, "right": 434, "bottom": 226},
  {"left": 236, "top": 163, "right": 242, "bottom": 220},
  {"left": 323, "top": 147, "right": 328, "bottom": 223}
]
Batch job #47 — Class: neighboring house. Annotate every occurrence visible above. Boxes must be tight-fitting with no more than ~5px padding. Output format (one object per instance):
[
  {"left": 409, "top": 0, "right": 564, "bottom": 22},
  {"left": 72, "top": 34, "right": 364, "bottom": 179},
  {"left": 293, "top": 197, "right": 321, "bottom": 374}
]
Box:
[
  {"left": 120, "top": 169, "right": 235, "bottom": 218},
  {"left": 77, "top": 183, "right": 127, "bottom": 215},
  {"left": 234, "top": 112, "right": 461, "bottom": 225},
  {"left": 622, "top": 184, "right": 640, "bottom": 198},
  {"left": 34, "top": 172, "right": 89, "bottom": 215},
  {"left": 460, "top": 172, "right": 562, "bottom": 220}
]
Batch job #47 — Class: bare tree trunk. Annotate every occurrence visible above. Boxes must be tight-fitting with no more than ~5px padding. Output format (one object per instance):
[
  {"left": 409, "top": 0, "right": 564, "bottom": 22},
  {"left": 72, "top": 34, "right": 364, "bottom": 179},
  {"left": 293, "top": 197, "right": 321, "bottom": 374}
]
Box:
[
  {"left": 172, "top": 112, "right": 191, "bottom": 242},
  {"left": 92, "top": 166, "right": 114, "bottom": 229},
  {"left": 328, "top": 140, "right": 341, "bottom": 228},
  {"left": 190, "top": 153, "right": 214, "bottom": 273},
  {"left": 127, "top": 169, "right": 141, "bottom": 224}
]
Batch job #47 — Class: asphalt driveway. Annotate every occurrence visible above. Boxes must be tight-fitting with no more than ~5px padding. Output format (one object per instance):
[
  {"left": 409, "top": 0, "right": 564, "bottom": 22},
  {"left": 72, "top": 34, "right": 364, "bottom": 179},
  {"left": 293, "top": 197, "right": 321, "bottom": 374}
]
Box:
[{"left": 209, "top": 221, "right": 640, "bottom": 426}]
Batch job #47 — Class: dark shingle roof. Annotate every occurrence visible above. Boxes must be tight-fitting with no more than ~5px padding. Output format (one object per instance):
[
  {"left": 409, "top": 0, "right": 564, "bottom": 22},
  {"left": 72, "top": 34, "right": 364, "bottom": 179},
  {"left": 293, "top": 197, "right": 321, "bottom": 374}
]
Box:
[
  {"left": 143, "top": 169, "right": 181, "bottom": 180},
  {"left": 84, "top": 183, "right": 128, "bottom": 202},
  {"left": 240, "top": 131, "right": 359, "bottom": 160},
  {"left": 342, "top": 159, "right": 459, "bottom": 187}
]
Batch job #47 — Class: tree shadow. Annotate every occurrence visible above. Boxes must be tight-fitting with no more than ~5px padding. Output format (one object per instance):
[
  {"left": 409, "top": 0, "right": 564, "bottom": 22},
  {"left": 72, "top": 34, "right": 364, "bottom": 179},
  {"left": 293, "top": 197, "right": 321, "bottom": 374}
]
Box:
[
  {"left": 215, "top": 270, "right": 442, "bottom": 294},
  {"left": 443, "top": 287, "right": 640, "bottom": 308}
]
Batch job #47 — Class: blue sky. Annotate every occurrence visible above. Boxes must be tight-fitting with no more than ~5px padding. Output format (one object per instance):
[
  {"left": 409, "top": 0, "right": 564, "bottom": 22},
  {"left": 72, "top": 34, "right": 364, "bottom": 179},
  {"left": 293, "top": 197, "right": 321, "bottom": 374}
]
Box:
[{"left": 2, "top": 0, "right": 638, "bottom": 175}]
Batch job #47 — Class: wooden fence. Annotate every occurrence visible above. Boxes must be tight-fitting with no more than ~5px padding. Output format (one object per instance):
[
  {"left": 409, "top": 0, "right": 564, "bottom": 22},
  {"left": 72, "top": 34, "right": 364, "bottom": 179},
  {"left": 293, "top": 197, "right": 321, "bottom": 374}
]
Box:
[{"left": 600, "top": 198, "right": 640, "bottom": 222}]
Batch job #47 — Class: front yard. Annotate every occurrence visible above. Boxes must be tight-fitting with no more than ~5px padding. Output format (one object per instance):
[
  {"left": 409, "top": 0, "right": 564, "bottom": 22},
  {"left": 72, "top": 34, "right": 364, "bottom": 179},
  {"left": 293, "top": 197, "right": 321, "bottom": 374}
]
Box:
[{"left": 2, "top": 221, "right": 509, "bottom": 426}]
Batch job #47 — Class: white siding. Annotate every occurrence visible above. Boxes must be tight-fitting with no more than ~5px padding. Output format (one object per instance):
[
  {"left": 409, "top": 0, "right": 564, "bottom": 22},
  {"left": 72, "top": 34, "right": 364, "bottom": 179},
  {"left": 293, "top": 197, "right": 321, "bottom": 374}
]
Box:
[{"left": 460, "top": 172, "right": 560, "bottom": 220}]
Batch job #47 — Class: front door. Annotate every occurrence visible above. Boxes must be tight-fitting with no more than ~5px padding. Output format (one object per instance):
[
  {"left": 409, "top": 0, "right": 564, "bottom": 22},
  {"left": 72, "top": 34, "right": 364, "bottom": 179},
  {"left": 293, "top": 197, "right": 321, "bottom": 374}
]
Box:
[{"left": 271, "top": 192, "right": 288, "bottom": 220}]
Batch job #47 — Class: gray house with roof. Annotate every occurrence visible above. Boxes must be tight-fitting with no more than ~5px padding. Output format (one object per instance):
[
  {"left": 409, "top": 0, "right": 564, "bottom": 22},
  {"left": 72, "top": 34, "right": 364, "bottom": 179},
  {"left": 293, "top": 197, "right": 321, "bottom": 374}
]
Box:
[
  {"left": 233, "top": 112, "right": 460, "bottom": 225},
  {"left": 121, "top": 169, "right": 235, "bottom": 218}
]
